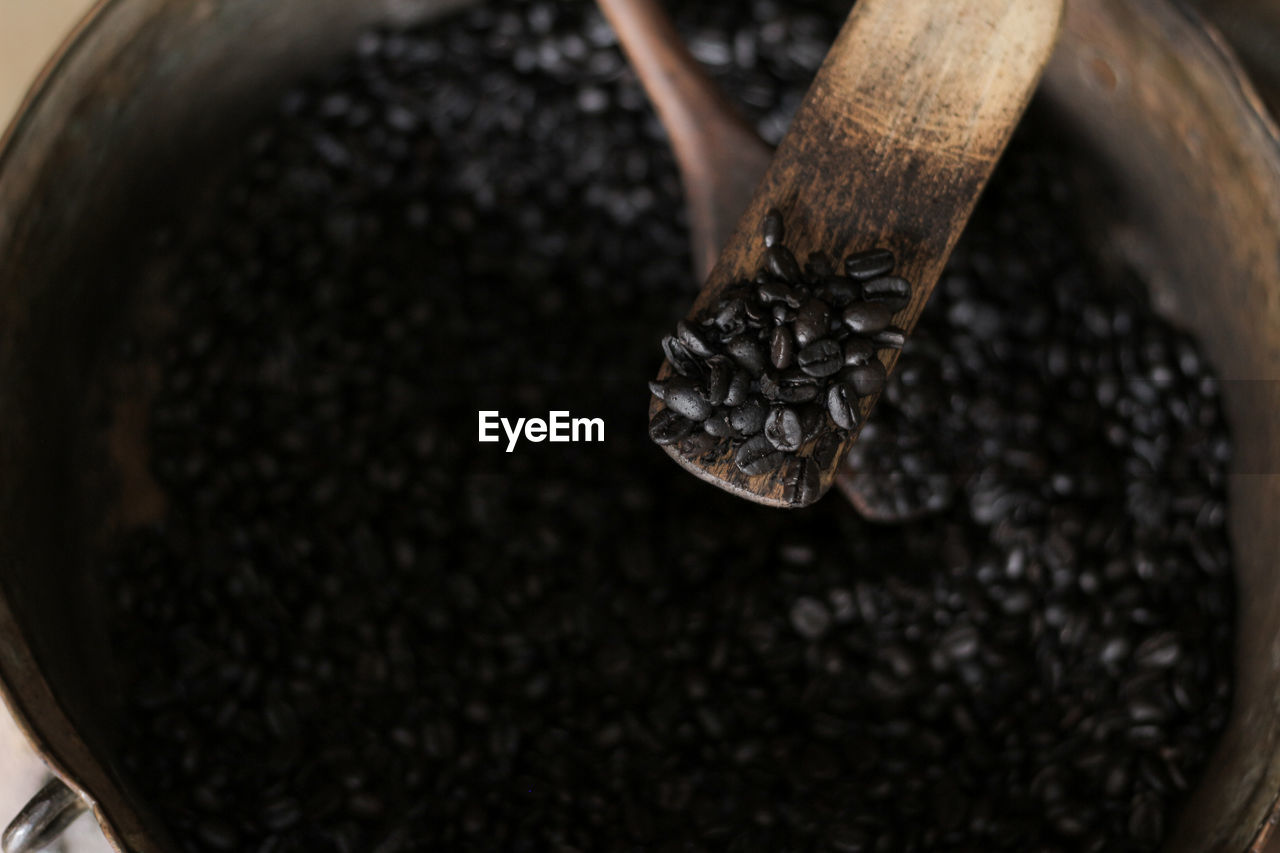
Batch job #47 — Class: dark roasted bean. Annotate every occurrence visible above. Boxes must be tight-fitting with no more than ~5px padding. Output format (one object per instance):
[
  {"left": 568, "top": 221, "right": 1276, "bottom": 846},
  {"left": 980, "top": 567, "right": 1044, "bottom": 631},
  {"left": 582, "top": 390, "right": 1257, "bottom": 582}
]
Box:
[
  {"left": 797, "top": 339, "right": 842, "bottom": 377},
  {"left": 766, "top": 245, "right": 802, "bottom": 281},
  {"left": 701, "top": 356, "right": 732, "bottom": 405},
  {"left": 843, "top": 248, "right": 895, "bottom": 280},
  {"left": 782, "top": 457, "right": 823, "bottom": 506},
  {"left": 843, "top": 338, "right": 875, "bottom": 366},
  {"left": 872, "top": 327, "right": 906, "bottom": 349},
  {"left": 827, "top": 383, "right": 862, "bottom": 431},
  {"left": 665, "top": 376, "right": 713, "bottom": 421},
  {"left": 649, "top": 408, "right": 696, "bottom": 445},
  {"left": 758, "top": 278, "right": 803, "bottom": 307},
  {"left": 794, "top": 298, "right": 832, "bottom": 348},
  {"left": 662, "top": 335, "right": 703, "bottom": 378},
  {"left": 726, "top": 337, "right": 767, "bottom": 376},
  {"left": 770, "top": 326, "right": 795, "bottom": 370},
  {"left": 676, "top": 319, "right": 715, "bottom": 357},
  {"left": 862, "top": 275, "right": 912, "bottom": 310},
  {"left": 703, "top": 412, "right": 736, "bottom": 437},
  {"left": 723, "top": 370, "right": 751, "bottom": 408},
  {"left": 764, "top": 406, "right": 804, "bottom": 452},
  {"left": 735, "top": 434, "right": 786, "bottom": 475},
  {"left": 844, "top": 360, "right": 887, "bottom": 397},
  {"left": 842, "top": 302, "right": 893, "bottom": 335},
  {"left": 729, "top": 397, "right": 768, "bottom": 436},
  {"left": 762, "top": 208, "right": 784, "bottom": 247},
  {"left": 815, "top": 276, "right": 860, "bottom": 307}
]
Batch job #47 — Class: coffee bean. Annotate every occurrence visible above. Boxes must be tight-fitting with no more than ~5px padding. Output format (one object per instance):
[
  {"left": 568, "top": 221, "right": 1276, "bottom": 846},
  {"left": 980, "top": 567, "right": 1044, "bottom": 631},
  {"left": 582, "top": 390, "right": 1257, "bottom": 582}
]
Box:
[
  {"left": 844, "top": 360, "right": 887, "bottom": 397},
  {"left": 762, "top": 208, "right": 784, "bottom": 247},
  {"left": 790, "top": 596, "right": 832, "bottom": 639},
  {"left": 826, "top": 383, "right": 862, "bottom": 431},
  {"left": 815, "top": 276, "right": 860, "bottom": 307},
  {"left": 758, "top": 279, "right": 803, "bottom": 308},
  {"left": 701, "top": 356, "right": 733, "bottom": 405},
  {"left": 665, "top": 376, "right": 714, "bottom": 421},
  {"left": 794, "top": 298, "right": 832, "bottom": 348},
  {"left": 764, "top": 406, "right": 804, "bottom": 452},
  {"left": 872, "top": 328, "right": 906, "bottom": 349},
  {"left": 842, "top": 302, "right": 893, "bottom": 335},
  {"left": 797, "top": 339, "right": 842, "bottom": 377},
  {"left": 723, "top": 370, "right": 751, "bottom": 408},
  {"left": 770, "top": 326, "right": 795, "bottom": 370},
  {"left": 766, "top": 245, "right": 802, "bottom": 282},
  {"left": 843, "top": 248, "right": 895, "bottom": 280},
  {"left": 843, "top": 338, "right": 875, "bottom": 367},
  {"left": 862, "top": 275, "right": 912, "bottom": 310},
  {"left": 782, "top": 457, "right": 822, "bottom": 506},
  {"left": 663, "top": 335, "right": 703, "bottom": 378},
  {"left": 677, "top": 319, "right": 715, "bottom": 358},
  {"left": 735, "top": 434, "right": 785, "bottom": 475},
  {"left": 726, "top": 337, "right": 767, "bottom": 376},
  {"left": 649, "top": 408, "right": 696, "bottom": 445},
  {"left": 729, "top": 397, "right": 768, "bottom": 436}
]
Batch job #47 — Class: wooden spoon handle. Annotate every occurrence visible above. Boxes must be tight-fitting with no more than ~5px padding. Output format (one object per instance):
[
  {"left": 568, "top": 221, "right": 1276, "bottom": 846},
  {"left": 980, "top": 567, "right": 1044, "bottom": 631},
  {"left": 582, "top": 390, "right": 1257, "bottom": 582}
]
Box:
[
  {"left": 654, "top": 0, "right": 1063, "bottom": 507},
  {"left": 596, "top": 0, "right": 773, "bottom": 279}
]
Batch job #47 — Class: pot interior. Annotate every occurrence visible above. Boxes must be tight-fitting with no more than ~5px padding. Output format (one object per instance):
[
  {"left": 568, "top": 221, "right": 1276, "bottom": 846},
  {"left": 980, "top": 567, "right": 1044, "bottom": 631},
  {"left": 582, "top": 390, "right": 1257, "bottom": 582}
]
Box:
[{"left": 0, "top": 0, "right": 1277, "bottom": 850}]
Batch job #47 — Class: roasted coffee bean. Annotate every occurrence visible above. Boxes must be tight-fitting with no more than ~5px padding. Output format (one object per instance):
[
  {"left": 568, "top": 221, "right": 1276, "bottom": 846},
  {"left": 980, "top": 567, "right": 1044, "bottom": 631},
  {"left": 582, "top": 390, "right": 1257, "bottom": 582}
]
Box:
[
  {"left": 842, "top": 301, "right": 894, "bottom": 335},
  {"left": 844, "top": 248, "right": 896, "bottom": 280},
  {"left": 794, "top": 298, "right": 832, "bottom": 348},
  {"left": 703, "top": 412, "right": 737, "bottom": 438},
  {"left": 726, "top": 337, "right": 767, "bottom": 377},
  {"left": 782, "top": 457, "right": 823, "bottom": 506},
  {"left": 676, "top": 319, "right": 715, "bottom": 358},
  {"left": 844, "top": 360, "right": 888, "bottom": 397},
  {"left": 723, "top": 370, "right": 751, "bottom": 408},
  {"left": 843, "top": 338, "right": 875, "bottom": 366},
  {"left": 775, "top": 379, "right": 820, "bottom": 404},
  {"left": 827, "top": 383, "right": 862, "bottom": 431},
  {"left": 862, "top": 275, "right": 912, "bottom": 310},
  {"left": 764, "top": 406, "right": 804, "bottom": 452},
  {"left": 758, "top": 278, "right": 803, "bottom": 308},
  {"left": 701, "top": 356, "right": 733, "bottom": 405},
  {"left": 762, "top": 208, "right": 785, "bottom": 247},
  {"left": 649, "top": 408, "right": 696, "bottom": 445},
  {"left": 770, "top": 326, "right": 795, "bottom": 370},
  {"left": 729, "top": 397, "right": 768, "bottom": 436},
  {"left": 815, "top": 276, "right": 860, "bottom": 307},
  {"left": 647, "top": 379, "right": 667, "bottom": 400},
  {"left": 735, "top": 434, "right": 786, "bottom": 475},
  {"left": 797, "top": 339, "right": 842, "bottom": 377},
  {"left": 716, "top": 299, "right": 748, "bottom": 336},
  {"left": 766, "top": 245, "right": 802, "bottom": 282},
  {"left": 665, "top": 376, "right": 714, "bottom": 421},
  {"left": 663, "top": 335, "right": 703, "bottom": 378},
  {"left": 873, "top": 327, "right": 906, "bottom": 349}
]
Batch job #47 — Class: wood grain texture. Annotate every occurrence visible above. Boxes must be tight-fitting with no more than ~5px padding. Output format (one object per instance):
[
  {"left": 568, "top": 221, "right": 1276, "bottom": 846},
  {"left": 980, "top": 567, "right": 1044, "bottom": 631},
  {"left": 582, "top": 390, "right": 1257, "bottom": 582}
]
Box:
[{"left": 649, "top": 0, "right": 1063, "bottom": 508}]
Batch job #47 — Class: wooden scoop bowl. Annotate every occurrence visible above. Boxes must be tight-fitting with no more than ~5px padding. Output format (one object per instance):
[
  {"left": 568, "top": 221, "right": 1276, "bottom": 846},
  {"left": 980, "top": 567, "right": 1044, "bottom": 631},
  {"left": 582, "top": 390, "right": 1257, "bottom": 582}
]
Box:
[{"left": 605, "top": 0, "right": 1063, "bottom": 507}]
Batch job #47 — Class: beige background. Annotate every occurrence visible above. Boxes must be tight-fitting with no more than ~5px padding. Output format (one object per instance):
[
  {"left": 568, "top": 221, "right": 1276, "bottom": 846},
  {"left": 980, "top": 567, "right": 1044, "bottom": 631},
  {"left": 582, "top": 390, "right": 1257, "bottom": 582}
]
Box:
[{"left": 1, "top": 1, "right": 113, "bottom": 848}]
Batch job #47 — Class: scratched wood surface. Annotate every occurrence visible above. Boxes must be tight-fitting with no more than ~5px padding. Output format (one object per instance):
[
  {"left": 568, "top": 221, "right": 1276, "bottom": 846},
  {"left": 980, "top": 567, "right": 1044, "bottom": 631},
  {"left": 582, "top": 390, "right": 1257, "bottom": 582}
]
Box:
[{"left": 648, "top": 0, "right": 1063, "bottom": 508}]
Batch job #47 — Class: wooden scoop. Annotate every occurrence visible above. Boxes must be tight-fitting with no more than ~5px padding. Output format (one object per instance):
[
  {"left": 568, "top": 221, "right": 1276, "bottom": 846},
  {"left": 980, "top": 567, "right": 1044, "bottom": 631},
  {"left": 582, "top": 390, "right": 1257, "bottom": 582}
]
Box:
[{"left": 626, "top": 0, "right": 1062, "bottom": 508}]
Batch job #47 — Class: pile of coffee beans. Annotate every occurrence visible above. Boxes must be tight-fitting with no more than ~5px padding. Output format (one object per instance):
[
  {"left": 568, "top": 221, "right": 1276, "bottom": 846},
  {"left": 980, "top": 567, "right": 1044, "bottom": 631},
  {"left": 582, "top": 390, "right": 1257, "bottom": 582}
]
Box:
[
  {"left": 649, "top": 210, "right": 912, "bottom": 506},
  {"left": 101, "top": 1, "right": 1234, "bottom": 851}
]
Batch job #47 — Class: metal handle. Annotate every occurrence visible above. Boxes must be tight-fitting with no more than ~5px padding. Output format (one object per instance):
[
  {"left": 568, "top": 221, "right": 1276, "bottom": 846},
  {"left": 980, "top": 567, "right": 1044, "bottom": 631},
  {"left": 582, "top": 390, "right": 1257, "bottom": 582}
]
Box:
[{"left": 3, "top": 778, "right": 88, "bottom": 853}]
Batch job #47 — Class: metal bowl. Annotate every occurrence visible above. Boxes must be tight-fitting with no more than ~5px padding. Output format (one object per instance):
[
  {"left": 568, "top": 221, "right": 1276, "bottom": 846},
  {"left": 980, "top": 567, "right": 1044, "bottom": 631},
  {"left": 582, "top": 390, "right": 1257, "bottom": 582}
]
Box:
[{"left": 0, "top": 0, "right": 1276, "bottom": 849}]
